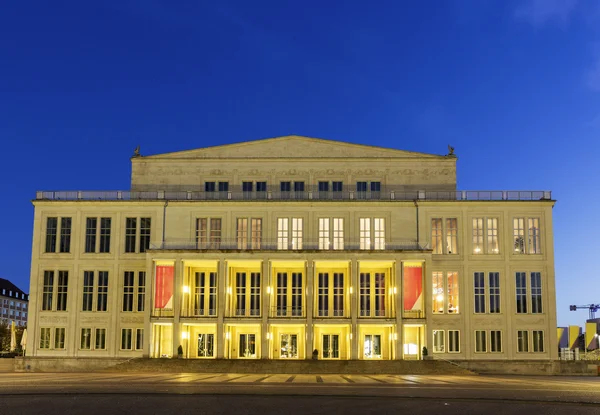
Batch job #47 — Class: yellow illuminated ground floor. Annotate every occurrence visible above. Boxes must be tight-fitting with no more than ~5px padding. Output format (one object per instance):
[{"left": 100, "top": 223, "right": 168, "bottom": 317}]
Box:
[{"left": 150, "top": 322, "right": 425, "bottom": 360}]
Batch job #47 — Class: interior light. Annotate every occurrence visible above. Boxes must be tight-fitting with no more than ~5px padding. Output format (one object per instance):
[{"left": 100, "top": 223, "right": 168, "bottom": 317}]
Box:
[
  {"left": 182, "top": 285, "right": 190, "bottom": 294},
  {"left": 436, "top": 294, "right": 444, "bottom": 302},
  {"left": 350, "top": 286, "right": 354, "bottom": 294},
  {"left": 393, "top": 287, "right": 397, "bottom": 295}
]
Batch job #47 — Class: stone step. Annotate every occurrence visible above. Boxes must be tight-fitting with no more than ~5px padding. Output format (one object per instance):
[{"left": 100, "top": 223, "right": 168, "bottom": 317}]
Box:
[{"left": 108, "top": 358, "right": 475, "bottom": 375}]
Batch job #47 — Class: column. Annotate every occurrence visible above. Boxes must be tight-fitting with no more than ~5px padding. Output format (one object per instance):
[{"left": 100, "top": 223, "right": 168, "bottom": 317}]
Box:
[
  {"left": 172, "top": 258, "right": 183, "bottom": 357},
  {"left": 305, "top": 260, "right": 314, "bottom": 359},
  {"left": 216, "top": 259, "right": 227, "bottom": 359},
  {"left": 261, "top": 260, "right": 270, "bottom": 359},
  {"left": 350, "top": 259, "right": 358, "bottom": 360},
  {"left": 395, "top": 261, "right": 403, "bottom": 360}
]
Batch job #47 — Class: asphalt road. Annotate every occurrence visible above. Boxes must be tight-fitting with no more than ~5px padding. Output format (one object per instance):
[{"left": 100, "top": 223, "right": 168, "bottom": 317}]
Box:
[{"left": 0, "top": 373, "right": 599, "bottom": 415}]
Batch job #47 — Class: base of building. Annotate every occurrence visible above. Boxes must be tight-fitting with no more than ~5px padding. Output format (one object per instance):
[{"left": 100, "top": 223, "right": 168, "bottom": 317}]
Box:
[{"left": 13, "top": 357, "right": 600, "bottom": 376}]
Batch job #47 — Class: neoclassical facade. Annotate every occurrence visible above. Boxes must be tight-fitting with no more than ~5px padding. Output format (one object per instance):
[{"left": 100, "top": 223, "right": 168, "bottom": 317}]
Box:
[{"left": 27, "top": 136, "right": 557, "bottom": 360}]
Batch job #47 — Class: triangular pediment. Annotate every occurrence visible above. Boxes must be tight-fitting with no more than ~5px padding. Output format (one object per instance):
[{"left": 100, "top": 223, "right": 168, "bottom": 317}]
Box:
[{"left": 141, "top": 136, "right": 447, "bottom": 159}]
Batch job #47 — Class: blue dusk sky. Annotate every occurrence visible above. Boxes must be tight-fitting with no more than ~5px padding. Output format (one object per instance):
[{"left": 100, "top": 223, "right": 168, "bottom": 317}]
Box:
[{"left": 1, "top": 0, "right": 598, "bottom": 327}]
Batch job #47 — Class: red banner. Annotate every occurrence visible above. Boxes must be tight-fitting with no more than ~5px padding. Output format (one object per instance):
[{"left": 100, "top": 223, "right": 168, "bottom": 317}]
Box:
[
  {"left": 155, "top": 265, "right": 174, "bottom": 309},
  {"left": 403, "top": 265, "right": 422, "bottom": 311}
]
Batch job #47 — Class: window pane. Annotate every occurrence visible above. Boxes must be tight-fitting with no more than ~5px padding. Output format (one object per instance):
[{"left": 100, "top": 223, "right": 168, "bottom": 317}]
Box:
[
  {"left": 45, "top": 217, "right": 58, "bottom": 253},
  {"left": 446, "top": 218, "right": 457, "bottom": 254},
  {"left": 431, "top": 218, "right": 442, "bottom": 254},
  {"left": 59, "top": 217, "right": 71, "bottom": 253},
  {"left": 85, "top": 217, "right": 97, "bottom": 253}
]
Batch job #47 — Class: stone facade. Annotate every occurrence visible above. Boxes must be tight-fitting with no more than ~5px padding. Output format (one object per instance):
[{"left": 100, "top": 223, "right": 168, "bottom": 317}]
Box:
[{"left": 27, "top": 136, "right": 557, "bottom": 361}]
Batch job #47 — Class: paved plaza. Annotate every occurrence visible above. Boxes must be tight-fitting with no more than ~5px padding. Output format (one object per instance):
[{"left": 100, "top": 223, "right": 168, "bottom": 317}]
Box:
[{"left": 0, "top": 373, "right": 599, "bottom": 414}]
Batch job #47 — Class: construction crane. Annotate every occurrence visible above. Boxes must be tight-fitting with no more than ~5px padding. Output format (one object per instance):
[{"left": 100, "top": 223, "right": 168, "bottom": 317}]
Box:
[{"left": 569, "top": 304, "right": 600, "bottom": 320}]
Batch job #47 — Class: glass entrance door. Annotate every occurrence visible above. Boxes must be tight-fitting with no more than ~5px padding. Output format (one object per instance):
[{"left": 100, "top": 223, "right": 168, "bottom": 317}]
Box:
[
  {"left": 280, "top": 334, "right": 298, "bottom": 358},
  {"left": 322, "top": 334, "right": 339, "bottom": 359},
  {"left": 197, "top": 333, "right": 214, "bottom": 357},
  {"left": 239, "top": 334, "right": 256, "bottom": 358},
  {"left": 364, "top": 334, "right": 381, "bottom": 358}
]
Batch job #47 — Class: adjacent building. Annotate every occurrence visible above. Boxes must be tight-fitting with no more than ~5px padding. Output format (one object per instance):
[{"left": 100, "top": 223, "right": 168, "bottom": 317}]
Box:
[
  {"left": 27, "top": 136, "right": 557, "bottom": 360},
  {"left": 0, "top": 278, "right": 29, "bottom": 327}
]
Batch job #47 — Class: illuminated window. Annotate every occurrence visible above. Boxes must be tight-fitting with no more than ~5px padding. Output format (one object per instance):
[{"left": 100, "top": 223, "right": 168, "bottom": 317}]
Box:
[
  {"left": 277, "top": 218, "right": 303, "bottom": 249},
  {"left": 196, "top": 218, "right": 221, "bottom": 249},
  {"left": 359, "top": 218, "right": 385, "bottom": 250},
  {"left": 237, "top": 218, "right": 262, "bottom": 249},
  {"left": 432, "top": 271, "right": 459, "bottom": 314},
  {"left": 513, "top": 217, "right": 541, "bottom": 254},
  {"left": 431, "top": 218, "right": 458, "bottom": 254}
]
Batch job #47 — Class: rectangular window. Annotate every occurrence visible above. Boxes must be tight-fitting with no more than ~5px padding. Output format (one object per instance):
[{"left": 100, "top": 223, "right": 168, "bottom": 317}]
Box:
[
  {"left": 237, "top": 218, "right": 262, "bottom": 249},
  {"left": 123, "top": 271, "right": 134, "bottom": 312},
  {"left": 359, "top": 272, "right": 386, "bottom": 317},
  {"left": 516, "top": 272, "right": 527, "bottom": 313},
  {"left": 318, "top": 181, "right": 329, "bottom": 193},
  {"left": 209, "top": 218, "right": 221, "bottom": 249},
  {"left": 256, "top": 181, "right": 267, "bottom": 192},
  {"left": 237, "top": 218, "right": 248, "bottom": 250},
  {"left": 446, "top": 218, "right": 457, "bottom": 254},
  {"left": 205, "top": 182, "right": 215, "bottom": 192},
  {"left": 45, "top": 217, "right": 58, "bottom": 253},
  {"left": 196, "top": 218, "right": 221, "bottom": 249},
  {"left": 356, "top": 181, "right": 367, "bottom": 199},
  {"left": 275, "top": 272, "right": 303, "bottom": 317},
  {"left": 364, "top": 334, "right": 381, "bottom": 358},
  {"left": 54, "top": 328, "right": 65, "bottom": 349},
  {"left": 528, "top": 218, "right": 541, "bottom": 254},
  {"left": 85, "top": 218, "right": 97, "bottom": 253},
  {"left": 242, "top": 181, "right": 253, "bottom": 193},
  {"left": 517, "top": 330, "right": 529, "bottom": 352},
  {"left": 475, "top": 330, "right": 487, "bottom": 353},
  {"left": 137, "top": 272, "right": 146, "bottom": 312},
  {"left": 198, "top": 333, "right": 214, "bottom": 357},
  {"left": 42, "top": 271, "right": 54, "bottom": 311},
  {"left": 277, "top": 218, "right": 289, "bottom": 250},
  {"left": 234, "top": 272, "right": 261, "bottom": 316},
  {"left": 513, "top": 218, "right": 525, "bottom": 254},
  {"left": 370, "top": 181, "right": 381, "bottom": 193},
  {"left": 251, "top": 218, "right": 262, "bottom": 249},
  {"left": 136, "top": 329, "right": 144, "bottom": 350},
  {"left": 318, "top": 218, "right": 330, "bottom": 250},
  {"left": 97, "top": 271, "right": 109, "bottom": 312},
  {"left": 291, "top": 218, "right": 303, "bottom": 249},
  {"left": 95, "top": 328, "right": 106, "bottom": 350},
  {"left": 125, "top": 218, "right": 137, "bottom": 253},
  {"left": 99, "top": 218, "right": 111, "bottom": 253},
  {"left": 434, "top": 271, "right": 459, "bottom": 313},
  {"left": 121, "top": 328, "right": 133, "bottom": 350},
  {"left": 59, "top": 217, "right": 71, "bottom": 253},
  {"left": 139, "top": 218, "right": 151, "bottom": 252},
  {"left": 490, "top": 330, "right": 502, "bottom": 352},
  {"left": 40, "top": 328, "right": 51, "bottom": 349},
  {"left": 447, "top": 272, "right": 459, "bottom": 313},
  {"left": 489, "top": 272, "right": 500, "bottom": 313},
  {"left": 218, "top": 181, "right": 229, "bottom": 192},
  {"left": 472, "top": 218, "right": 484, "bottom": 254},
  {"left": 81, "top": 328, "right": 91, "bottom": 350},
  {"left": 332, "top": 181, "right": 343, "bottom": 192},
  {"left": 532, "top": 330, "right": 544, "bottom": 352},
  {"left": 280, "top": 181, "right": 291, "bottom": 192},
  {"left": 82, "top": 271, "right": 94, "bottom": 311},
  {"left": 431, "top": 218, "right": 442, "bottom": 254},
  {"left": 85, "top": 217, "right": 111, "bottom": 253},
  {"left": 374, "top": 218, "right": 385, "bottom": 250},
  {"left": 294, "top": 181, "right": 305, "bottom": 193},
  {"left": 474, "top": 272, "right": 485, "bottom": 314},
  {"left": 359, "top": 218, "right": 371, "bottom": 250},
  {"left": 487, "top": 218, "right": 499, "bottom": 253},
  {"left": 194, "top": 272, "right": 217, "bottom": 316},
  {"left": 531, "top": 272, "right": 542, "bottom": 314},
  {"left": 333, "top": 218, "right": 344, "bottom": 250},
  {"left": 433, "top": 330, "right": 445, "bottom": 353},
  {"left": 432, "top": 271, "right": 444, "bottom": 313},
  {"left": 56, "top": 271, "right": 68, "bottom": 311},
  {"left": 322, "top": 334, "right": 339, "bottom": 359},
  {"left": 318, "top": 272, "right": 345, "bottom": 317},
  {"left": 448, "top": 330, "right": 460, "bottom": 353}
]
